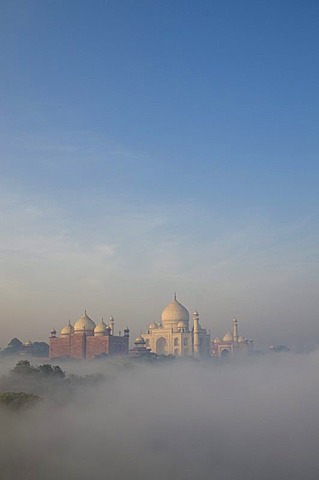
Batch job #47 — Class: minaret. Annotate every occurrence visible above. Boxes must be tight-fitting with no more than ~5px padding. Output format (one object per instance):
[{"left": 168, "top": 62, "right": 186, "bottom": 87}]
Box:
[
  {"left": 109, "top": 316, "right": 115, "bottom": 336},
  {"left": 193, "top": 310, "right": 200, "bottom": 359},
  {"left": 123, "top": 327, "right": 130, "bottom": 337},
  {"left": 232, "top": 318, "right": 238, "bottom": 342}
]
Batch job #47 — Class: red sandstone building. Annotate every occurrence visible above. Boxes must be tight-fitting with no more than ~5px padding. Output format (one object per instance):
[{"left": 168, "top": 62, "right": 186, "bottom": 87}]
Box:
[{"left": 49, "top": 312, "right": 129, "bottom": 360}]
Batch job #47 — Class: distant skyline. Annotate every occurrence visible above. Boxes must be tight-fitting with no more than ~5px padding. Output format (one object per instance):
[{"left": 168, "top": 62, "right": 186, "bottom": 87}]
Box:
[{"left": 0, "top": 1, "right": 318, "bottom": 348}]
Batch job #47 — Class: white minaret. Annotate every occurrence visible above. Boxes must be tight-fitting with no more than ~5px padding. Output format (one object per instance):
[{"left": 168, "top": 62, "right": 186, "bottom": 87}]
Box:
[
  {"left": 232, "top": 318, "right": 238, "bottom": 342},
  {"left": 193, "top": 310, "right": 200, "bottom": 359},
  {"left": 109, "top": 316, "right": 115, "bottom": 336}
]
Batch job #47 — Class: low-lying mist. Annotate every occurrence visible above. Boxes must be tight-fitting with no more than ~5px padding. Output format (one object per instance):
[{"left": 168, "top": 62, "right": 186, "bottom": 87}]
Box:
[{"left": 1, "top": 352, "right": 319, "bottom": 480}]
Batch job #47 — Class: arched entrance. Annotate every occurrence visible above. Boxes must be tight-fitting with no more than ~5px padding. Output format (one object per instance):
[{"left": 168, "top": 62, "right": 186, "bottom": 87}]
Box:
[
  {"left": 221, "top": 348, "right": 230, "bottom": 357},
  {"left": 156, "top": 337, "right": 167, "bottom": 355}
]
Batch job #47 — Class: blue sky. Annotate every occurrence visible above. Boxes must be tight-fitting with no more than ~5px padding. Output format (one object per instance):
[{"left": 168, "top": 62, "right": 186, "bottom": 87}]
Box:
[{"left": 0, "top": 0, "right": 318, "bottom": 347}]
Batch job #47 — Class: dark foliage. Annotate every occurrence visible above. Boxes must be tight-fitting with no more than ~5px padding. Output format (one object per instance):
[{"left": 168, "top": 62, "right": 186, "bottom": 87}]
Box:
[
  {"left": 0, "top": 361, "right": 104, "bottom": 406},
  {"left": 0, "top": 392, "right": 41, "bottom": 410},
  {"left": 1, "top": 338, "right": 24, "bottom": 355},
  {"left": 0, "top": 338, "right": 49, "bottom": 357},
  {"left": 31, "top": 342, "right": 50, "bottom": 357}
]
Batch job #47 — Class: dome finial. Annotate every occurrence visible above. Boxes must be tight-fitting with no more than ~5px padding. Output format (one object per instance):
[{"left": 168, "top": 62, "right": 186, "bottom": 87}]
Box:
[{"left": 174, "top": 292, "right": 176, "bottom": 301}]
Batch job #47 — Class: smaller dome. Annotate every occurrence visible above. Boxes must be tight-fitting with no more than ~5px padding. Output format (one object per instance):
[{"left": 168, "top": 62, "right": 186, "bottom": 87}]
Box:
[
  {"left": 177, "top": 320, "right": 187, "bottom": 330},
  {"left": 238, "top": 335, "right": 246, "bottom": 343},
  {"left": 94, "top": 319, "right": 108, "bottom": 335},
  {"left": 135, "top": 336, "right": 146, "bottom": 345},
  {"left": 24, "top": 340, "right": 33, "bottom": 346},
  {"left": 50, "top": 329, "right": 57, "bottom": 335},
  {"left": 223, "top": 330, "right": 234, "bottom": 342},
  {"left": 213, "top": 337, "right": 221, "bottom": 344},
  {"left": 61, "top": 321, "right": 74, "bottom": 336},
  {"left": 149, "top": 322, "right": 158, "bottom": 330}
]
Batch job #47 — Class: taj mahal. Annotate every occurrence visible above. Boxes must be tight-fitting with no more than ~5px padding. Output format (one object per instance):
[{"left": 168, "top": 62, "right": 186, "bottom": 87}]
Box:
[
  {"left": 140, "top": 294, "right": 211, "bottom": 358},
  {"left": 138, "top": 294, "right": 253, "bottom": 358}
]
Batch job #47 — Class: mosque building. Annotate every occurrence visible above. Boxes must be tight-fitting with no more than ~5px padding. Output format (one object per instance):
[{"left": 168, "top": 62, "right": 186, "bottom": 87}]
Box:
[
  {"left": 49, "top": 312, "right": 129, "bottom": 359},
  {"left": 141, "top": 295, "right": 211, "bottom": 358}
]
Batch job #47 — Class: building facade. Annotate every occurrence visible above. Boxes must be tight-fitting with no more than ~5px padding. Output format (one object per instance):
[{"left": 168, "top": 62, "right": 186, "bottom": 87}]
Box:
[
  {"left": 49, "top": 312, "right": 129, "bottom": 360},
  {"left": 211, "top": 318, "right": 254, "bottom": 357},
  {"left": 141, "top": 295, "right": 211, "bottom": 358}
]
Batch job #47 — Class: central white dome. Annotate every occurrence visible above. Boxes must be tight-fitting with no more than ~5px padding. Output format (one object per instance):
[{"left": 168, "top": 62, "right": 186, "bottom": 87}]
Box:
[
  {"left": 74, "top": 311, "right": 96, "bottom": 335},
  {"left": 161, "top": 296, "right": 189, "bottom": 329}
]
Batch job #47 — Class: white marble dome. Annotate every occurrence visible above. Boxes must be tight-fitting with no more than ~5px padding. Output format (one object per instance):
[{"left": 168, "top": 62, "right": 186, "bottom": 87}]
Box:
[
  {"left": 149, "top": 322, "right": 158, "bottom": 330},
  {"left": 74, "top": 311, "right": 96, "bottom": 334},
  {"left": 161, "top": 296, "right": 189, "bottom": 328}
]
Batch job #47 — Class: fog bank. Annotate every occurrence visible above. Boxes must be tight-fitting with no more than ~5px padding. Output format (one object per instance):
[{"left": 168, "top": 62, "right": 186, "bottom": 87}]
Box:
[{"left": 0, "top": 353, "right": 319, "bottom": 480}]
